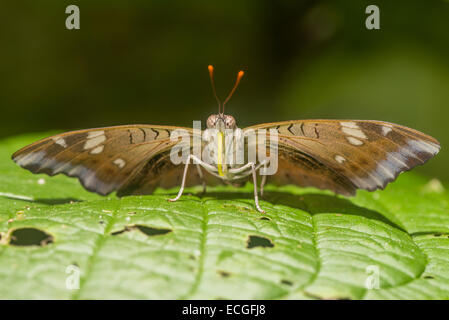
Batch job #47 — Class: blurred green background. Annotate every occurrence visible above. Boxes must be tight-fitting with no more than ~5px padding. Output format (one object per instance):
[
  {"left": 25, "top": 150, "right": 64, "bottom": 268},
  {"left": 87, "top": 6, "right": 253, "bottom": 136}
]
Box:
[{"left": 1, "top": 0, "right": 448, "bottom": 180}]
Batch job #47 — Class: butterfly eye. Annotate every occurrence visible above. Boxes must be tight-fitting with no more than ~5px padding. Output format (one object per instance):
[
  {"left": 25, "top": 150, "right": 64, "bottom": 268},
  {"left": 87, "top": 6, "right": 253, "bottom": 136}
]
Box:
[
  {"left": 225, "top": 116, "right": 236, "bottom": 128},
  {"left": 206, "top": 115, "right": 217, "bottom": 128}
]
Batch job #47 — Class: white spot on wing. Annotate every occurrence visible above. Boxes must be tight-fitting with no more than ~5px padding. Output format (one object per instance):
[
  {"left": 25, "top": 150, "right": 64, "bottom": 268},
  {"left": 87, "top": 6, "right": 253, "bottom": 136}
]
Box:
[
  {"left": 340, "top": 121, "right": 359, "bottom": 129},
  {"left": 334, "top": 155, "right": 346, "bottom": 164},
  {"left": 52, "top": 137, "right": 68, "bottom": 148},
  {"left": 90, "top": 145, "right": 104, "bottom": 154},
  {"left": 84, "top": 135, "right": 106, "bottom": 150},
  {"left": 113, "top": 158, "right": 126, "bottom": 169},
  {"left": 346, "top": 136, "right": 363, "bottom": 146},
  {"left": 87, "top": 131, "right": 105, "bottom": 139},
  {"left": 381, "top": 125, "right": 392, "bottom": 136},
  {"left": 342, "top": 127, "right": 368, "bottom": 139},
  {"left": 37, "top": 178, "right": 46, "bottom": 185}
]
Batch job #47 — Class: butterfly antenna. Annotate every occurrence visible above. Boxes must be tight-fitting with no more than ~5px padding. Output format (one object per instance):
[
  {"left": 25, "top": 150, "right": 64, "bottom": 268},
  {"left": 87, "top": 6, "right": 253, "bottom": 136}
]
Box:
[
  {"left": 222, "top": 70, "right": 244, "bottom": 113},
  {"left": 208, "top": 65, "right": 222, "bottom": 114}
]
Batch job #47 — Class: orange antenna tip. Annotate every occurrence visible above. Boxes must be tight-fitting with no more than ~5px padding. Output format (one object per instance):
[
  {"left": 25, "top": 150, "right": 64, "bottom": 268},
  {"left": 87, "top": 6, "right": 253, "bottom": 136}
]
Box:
[
  {"left": 222, "top": 69, "right": 245, "bottom": 109},
  {"left": 207, "top": 65, "right": 221, "bottom": 112}
]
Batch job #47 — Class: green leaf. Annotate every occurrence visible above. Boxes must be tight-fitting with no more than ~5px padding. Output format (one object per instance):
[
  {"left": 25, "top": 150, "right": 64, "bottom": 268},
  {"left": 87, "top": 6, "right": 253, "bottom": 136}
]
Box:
[{"left": 0, "top": 133, "right": 448, "bottom": 299}]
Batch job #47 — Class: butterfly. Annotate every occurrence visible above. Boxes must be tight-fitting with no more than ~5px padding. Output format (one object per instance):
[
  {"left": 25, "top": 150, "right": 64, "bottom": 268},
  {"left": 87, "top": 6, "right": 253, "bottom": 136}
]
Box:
[{"left": 12, "top": 65, "right": 440, "bottom": 213}]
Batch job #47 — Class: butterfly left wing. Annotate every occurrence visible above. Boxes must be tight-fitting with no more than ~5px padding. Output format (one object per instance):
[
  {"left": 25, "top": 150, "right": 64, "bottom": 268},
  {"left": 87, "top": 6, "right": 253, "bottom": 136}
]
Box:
[
  {"left": 244, "top": 120, "right": 440, "bottom": 195},
  {"left": 12, "top": 125, "right": 210, "bottom": 196}
]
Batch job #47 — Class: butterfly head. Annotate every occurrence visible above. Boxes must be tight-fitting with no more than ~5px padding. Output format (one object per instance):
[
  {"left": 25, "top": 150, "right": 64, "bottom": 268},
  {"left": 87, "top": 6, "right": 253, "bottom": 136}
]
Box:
[
  {"left": 206, "top": 114, "right": 236, "bottom": 131},
  {"left": 207, "top": 65, "right": 243, "bottom": 132}
]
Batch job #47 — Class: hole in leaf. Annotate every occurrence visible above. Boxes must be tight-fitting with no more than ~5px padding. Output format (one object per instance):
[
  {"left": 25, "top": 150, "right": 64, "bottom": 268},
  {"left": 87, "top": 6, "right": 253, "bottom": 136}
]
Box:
[
  {"left": 281, "top": 279, "right": 293, "bottom": 286},
  {"left": 260, "top": 217, "right": 271, "bottom": 221},
  {"left": 136, "top": 225, "right": 171, "bottom": 236},
  {"left": 246, "top": 235, "right": 274, "bottom": 249},
  {"left": 9, "top": 228, "right": 53, "bottom": 247},
  {"left": 111, "top": 225, "right": 172, "bottom": 237},
  {"left": 217, "top": 270, "right": 232, "bottom": 278},
  {"left": 424, "top": 275, "right": 435, "bottom": 279},
  {"left": 111, "top": 226, "right": 132, "bottom": 235}
]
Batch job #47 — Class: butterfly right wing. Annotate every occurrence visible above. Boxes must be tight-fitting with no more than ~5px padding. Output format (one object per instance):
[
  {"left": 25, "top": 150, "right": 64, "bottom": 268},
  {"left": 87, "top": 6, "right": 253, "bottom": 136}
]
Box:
[{"left": 244, "top": 120, "right": 440, "bottom": 196}]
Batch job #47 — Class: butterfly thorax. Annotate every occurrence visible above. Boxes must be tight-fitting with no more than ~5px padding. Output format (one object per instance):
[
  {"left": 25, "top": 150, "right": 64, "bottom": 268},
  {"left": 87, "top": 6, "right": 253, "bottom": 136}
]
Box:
[{"left": 204, "top": 113, "right": 254, "bottom": 180}]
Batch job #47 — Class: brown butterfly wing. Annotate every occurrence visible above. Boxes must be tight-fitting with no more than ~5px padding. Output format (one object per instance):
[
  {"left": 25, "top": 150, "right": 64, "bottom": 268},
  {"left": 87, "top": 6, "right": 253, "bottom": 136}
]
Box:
[
  {"left": 12, "top": 125, "right": 210, "bottom": 196},
  {"left": 245, "top": 120, "right": 440, "bottom": 195}
]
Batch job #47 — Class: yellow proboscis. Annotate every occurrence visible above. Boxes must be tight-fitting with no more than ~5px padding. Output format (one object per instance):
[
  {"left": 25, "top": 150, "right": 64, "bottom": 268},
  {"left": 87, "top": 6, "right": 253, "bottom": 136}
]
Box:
[{"left": 217, "top": 131, "right": 225, "bottom": 177}]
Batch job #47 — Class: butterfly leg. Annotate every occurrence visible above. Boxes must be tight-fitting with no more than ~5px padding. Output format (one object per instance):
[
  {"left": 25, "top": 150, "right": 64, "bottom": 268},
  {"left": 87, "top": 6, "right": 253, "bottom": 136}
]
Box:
[
  {"left": 168, "top": 154, "right": 197, "bottom": 202},
  {"left": 195, "top": 164, "right": 207, "bottom": 195},
  {"left": 250, "top": 163, "right": 265, "bottom": 214},
  {"left": 260, "top": 162, "right": 268, "bottom": 197},
  {"left": 260, "top": 174, "right": 267, "bottom": 198}
]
